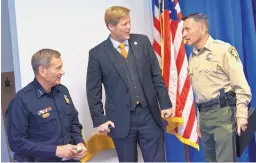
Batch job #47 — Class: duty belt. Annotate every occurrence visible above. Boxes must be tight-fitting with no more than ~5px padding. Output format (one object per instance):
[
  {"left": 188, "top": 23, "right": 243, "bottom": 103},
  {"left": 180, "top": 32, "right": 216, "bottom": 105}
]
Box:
[{"left": 197, "top": 91, "right": 236, "bottom": 112}]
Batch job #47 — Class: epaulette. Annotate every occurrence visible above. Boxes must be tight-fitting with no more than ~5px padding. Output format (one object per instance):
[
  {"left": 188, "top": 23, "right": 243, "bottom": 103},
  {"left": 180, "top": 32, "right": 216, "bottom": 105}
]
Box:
[
  {"left": 20, "top": 82, "right": 34, "bottom": 94},
  {"left": 56, "top": 84, "right": 67, "bottom": 92},
  {"left": 213, "top": 40, "right": 230, "bottom": 46}
]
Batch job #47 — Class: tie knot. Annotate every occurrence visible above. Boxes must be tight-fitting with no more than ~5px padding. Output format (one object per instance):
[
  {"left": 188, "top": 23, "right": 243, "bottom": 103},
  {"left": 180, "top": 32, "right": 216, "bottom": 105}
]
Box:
[{"left": 119, "top": 43, "right": 126, "bottom": 49}]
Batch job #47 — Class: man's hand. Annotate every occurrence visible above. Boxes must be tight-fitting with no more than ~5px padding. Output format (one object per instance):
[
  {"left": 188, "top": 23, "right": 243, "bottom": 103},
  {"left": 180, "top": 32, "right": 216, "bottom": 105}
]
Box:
[
  {"left": 196, "top": 122, "right": 201, "bottom": 138},
  {"left": 56, "top": 144, "right": 77, "bottom": 158},
  {"left": 73, "top": 143, "right": 87, "bottom": 160},
  {"left": 161, "top": 108, "right": 175, "bottom": 119},
  {"left": 96, "top": 121, "right": 115, "bottom": 134},
  {"left": 237, "top": 117, "right": 248, "bottom": 136}
]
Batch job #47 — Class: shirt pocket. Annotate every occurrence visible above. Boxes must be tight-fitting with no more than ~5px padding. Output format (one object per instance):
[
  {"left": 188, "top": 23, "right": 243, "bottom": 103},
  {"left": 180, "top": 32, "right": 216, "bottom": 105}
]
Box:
[
  {"left": 198, "top": 61, "right": 218, "bottom": 73},
  {"left": 63, "top": 106, "right": 73, "bottom": 115},
  {"left": 63, "top": 106, "right": 73, "bottom": 130},
  {"left": 37, "top": 114, "right": 56, "bottom": 123},
  {"left": 33, "top": 113, "right": 57, "bottom": 134}
]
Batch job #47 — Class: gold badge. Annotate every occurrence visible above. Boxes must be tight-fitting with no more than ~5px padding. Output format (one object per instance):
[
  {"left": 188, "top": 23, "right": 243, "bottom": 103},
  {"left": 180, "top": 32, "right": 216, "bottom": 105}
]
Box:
[
  {"left": 42, "top": 112, "right": 50, "bottom": 118},
  {"left": 229, "top": 46, "right": 240, "bottom": 61},
  {"left": 64, "top": 95, "right": 70, "bottom": 104}
]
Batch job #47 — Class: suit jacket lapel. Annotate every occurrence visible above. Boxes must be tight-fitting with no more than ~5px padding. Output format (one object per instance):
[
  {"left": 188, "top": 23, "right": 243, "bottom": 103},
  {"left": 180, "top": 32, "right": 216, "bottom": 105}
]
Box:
[
  {"left": 128, "top": 37, "right": 143, "bottom": 80},
  {"left": 104, "top": 37, "right": 129, "bottom": 89}
]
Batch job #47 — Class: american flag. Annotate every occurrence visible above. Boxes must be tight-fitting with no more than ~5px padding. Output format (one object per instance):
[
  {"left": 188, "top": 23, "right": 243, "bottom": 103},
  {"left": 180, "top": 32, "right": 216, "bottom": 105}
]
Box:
[{"left": 153, "top": 0, "right": 199, "bottom": 149}]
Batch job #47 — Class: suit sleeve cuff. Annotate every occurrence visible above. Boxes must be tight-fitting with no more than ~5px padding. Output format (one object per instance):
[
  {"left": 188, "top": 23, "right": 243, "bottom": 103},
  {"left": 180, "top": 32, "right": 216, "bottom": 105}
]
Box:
[
  {"left": 92, "top": 115, "right": 108, "bottom": 127},
  {"left": 73, "top": 136, "right": 85, "bottom": 145},
  {"left": 41, "top": 144, "right": 57, "bottom": 157},
  {"left": 160, "top": 103, "right": 173, "bottom": 110}
]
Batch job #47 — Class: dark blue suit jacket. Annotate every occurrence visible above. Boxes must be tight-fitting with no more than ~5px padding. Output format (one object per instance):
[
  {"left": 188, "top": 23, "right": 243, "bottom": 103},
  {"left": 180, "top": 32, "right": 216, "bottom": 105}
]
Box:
[{"left": 86, "top": 34, "right": 172, "bottom": 138}]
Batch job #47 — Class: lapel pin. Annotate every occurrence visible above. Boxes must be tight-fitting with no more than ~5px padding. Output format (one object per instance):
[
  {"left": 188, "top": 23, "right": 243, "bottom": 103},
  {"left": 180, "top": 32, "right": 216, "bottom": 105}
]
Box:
[{"left": 134, "top": 41, "right": 137, "bottom": 45}]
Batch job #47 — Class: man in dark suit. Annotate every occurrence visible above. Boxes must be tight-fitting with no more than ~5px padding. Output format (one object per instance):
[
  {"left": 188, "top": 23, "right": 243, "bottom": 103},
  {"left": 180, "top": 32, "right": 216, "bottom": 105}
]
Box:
[{"left": 86, "top": 6, "right": 174, "bottom": 162}]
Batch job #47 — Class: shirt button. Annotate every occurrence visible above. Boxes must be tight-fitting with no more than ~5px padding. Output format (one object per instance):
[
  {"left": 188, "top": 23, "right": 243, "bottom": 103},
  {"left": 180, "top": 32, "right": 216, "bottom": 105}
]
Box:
[{"left": 132, "top": 78, "right": 134, "bottom": 80}]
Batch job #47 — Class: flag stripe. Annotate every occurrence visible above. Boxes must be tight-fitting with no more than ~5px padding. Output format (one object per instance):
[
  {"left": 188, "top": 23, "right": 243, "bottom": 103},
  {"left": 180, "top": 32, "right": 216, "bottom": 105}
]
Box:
[
  {"left": 170, "top": 21, "right": 178, "bottom": 42},
  {"left": 179, "top": 76, "right": 190, "bottom": 112},
  {"left": 154, "top": 17, "right": 161, "bottom": 34},
  {"left": 183, "top": 103, "right": 196, "bottom": 139},
  {"left": 176, "top": 43, "right": 185, "bottom": 75},
  {"left": 153, "top": 40, "right": 162, "bottom": 57}
]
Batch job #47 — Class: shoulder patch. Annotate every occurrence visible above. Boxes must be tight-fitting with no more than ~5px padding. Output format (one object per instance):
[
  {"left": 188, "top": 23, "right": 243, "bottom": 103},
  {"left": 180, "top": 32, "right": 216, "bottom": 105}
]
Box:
[{"left": 228, "top": 46, "right": 240, "bottom": 61}]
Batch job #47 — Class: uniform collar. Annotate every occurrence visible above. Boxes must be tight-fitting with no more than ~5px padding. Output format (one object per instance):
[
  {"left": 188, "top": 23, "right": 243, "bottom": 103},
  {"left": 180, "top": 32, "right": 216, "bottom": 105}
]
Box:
[
  {"left": 204, "top": 35, "right": 214, "bottom": 51},
  {"left": 192, "top": 35, "right": 214, "bottom": 55},
  {"left": 33, "top": 78, "right": 61, "bottom": 98}
]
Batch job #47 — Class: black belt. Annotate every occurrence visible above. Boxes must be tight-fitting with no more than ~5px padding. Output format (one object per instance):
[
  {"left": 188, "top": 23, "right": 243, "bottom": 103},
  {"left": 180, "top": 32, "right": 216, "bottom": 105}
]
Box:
[
  {"left": 197, "top": 91, "right": 236, "bottom": 112},
  {"left": 197, "top": 99, "right": 228, "bottom": 112}
]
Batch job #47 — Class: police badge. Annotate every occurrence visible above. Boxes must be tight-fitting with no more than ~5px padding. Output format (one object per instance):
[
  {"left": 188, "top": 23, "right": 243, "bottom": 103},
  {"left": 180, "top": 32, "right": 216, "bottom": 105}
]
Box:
[
  {"left": 64, "top": 95, "right": 70, "bottom": 104},
  {"left": 206, "top": 54, "right": 213, "bottom": 61}
]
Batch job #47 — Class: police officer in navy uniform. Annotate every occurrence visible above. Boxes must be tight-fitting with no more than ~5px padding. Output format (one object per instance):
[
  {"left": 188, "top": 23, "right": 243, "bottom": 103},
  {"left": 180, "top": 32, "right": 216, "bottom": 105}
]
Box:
[{"left": 7, "top": 49, "right": 87, "bottom": 162}]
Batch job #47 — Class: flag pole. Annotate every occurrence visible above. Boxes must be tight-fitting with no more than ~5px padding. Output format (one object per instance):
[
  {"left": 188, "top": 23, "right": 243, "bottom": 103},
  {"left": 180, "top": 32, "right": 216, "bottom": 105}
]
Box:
[{"left": 184, "top": 144, "right": 190, "bottom": 162}]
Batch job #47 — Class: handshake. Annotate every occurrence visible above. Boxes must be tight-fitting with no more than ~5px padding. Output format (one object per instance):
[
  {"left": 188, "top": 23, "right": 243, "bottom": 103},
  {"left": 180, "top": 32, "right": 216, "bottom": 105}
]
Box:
[{"left": 56, "top": 143, "right": 87, "bottom": 161}]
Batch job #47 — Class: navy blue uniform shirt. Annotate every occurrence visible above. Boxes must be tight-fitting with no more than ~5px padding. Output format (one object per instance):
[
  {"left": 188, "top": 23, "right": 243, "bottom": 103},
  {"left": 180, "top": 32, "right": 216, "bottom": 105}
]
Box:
[{"left": 7, "top": 78, "right": 84, "bottom": 161}]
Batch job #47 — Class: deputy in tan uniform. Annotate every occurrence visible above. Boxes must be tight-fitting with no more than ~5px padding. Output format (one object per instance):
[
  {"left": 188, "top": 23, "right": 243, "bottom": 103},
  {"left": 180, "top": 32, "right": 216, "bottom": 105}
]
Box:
[{"left": 182, "top": 13, "right": 252, "bottom": 162}]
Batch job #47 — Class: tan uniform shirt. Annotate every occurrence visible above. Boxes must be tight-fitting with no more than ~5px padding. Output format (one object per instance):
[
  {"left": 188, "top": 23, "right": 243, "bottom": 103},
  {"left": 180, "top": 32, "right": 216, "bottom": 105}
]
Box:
[{"left": 188, "top": 35, "right": 252, "bottom": 118}]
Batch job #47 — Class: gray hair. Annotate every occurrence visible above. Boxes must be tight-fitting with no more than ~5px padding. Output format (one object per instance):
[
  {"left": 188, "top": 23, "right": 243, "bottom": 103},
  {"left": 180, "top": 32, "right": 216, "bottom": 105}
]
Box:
[
  {"left": 183, "top": 13, "right": 209, "bottom": 30},
  {"left": 31, "top": 48, "right": 61, "bottom": 75}
]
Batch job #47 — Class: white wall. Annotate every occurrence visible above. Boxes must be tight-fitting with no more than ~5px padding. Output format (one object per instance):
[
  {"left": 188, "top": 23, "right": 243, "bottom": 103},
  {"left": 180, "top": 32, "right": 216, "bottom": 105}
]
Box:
[{"left": 10, "top": 0, "right": 154, "bottom": 139}]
